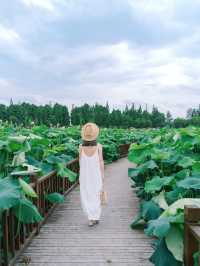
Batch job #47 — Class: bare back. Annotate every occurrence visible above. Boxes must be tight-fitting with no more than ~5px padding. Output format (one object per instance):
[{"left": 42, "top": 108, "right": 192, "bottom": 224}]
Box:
[
  {"left": 81, "top": 145, "right": 98, "bottom": 157},
  {"left": 79, "top": 144, "right": 103, "bottom": 161}
]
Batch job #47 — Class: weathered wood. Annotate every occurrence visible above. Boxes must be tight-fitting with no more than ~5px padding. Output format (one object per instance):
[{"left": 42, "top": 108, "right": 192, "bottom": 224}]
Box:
[
  {"left": 8, "top": 210, "right": 15, "bottom": 258},
  {"left": 185, "top": 205, "right": 200, "bottom": 223},
  {"left": 2, "top": 211, "right": 9, "bottom": 266},
  {"left": 16, "top": 158, "right": 152, "bottom": 266},
  {"left": 184, "top": 205, "right": 200, "bottom": 266},
  {"left": 119, "top": 143, "right": 130, "bottom": 158}
]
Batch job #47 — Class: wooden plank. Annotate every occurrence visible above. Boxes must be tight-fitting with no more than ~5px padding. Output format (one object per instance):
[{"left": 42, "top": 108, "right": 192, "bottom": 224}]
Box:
[{"left": 16, "top": 158, "right": 152, "bottom": 266}]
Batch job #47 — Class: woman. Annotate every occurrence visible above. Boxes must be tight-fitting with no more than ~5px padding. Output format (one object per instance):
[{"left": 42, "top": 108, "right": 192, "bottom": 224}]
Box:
[{"left": 79, "top": 122, "right": 105, "bottom": 226}]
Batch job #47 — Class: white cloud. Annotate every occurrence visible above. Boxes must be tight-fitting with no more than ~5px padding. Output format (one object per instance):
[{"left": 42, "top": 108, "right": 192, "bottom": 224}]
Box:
[
  {"left": 0, "top": 78, "right": 12, "bottom": 88},
  {"left": 16, "top": 40, "right": 198, "bottom": 117},
  {"left": 21, "top": 0, "right": 56, "bottom": 12},
  {"left": 1, "top": 36, "right": 199, "bottom": 117},
  {"left": 0, "top": 24, "right": 20, "bottom": 43},
  {"left": 128, "top": 0, "right": 175, "bottom": 15},
  {"left": 20, "top": 0, "right": 123, "bottom": 20},
  {"left": 0, "top": 0, "right": 200, "bottom": 117}
]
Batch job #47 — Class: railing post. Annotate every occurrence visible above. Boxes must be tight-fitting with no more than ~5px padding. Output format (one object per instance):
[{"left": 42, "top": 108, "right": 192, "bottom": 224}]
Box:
[
  {"left": 118, "top": 144, "right": 130, "bottom": 158},
  {"left": 2, "top": 211, "right": 9, "bottom": 266},
  {"left": 8, "top": 209, "right": 15, "bottom": 258},
  {"left": 0, "top": 232, "right": 1, "bottom": 266},
  {"left": 184, "top": 205, "right": 200, "bottom": 266}
]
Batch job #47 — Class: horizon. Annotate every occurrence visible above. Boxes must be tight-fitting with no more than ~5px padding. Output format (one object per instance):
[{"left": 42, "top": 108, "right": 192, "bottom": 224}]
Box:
[{"left": 0, "top": 1, "right": 200, "bottom": 117}]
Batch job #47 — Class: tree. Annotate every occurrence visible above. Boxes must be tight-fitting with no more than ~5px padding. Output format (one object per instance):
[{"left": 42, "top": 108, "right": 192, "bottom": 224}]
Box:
[
  {"left": 173, "top": 118, "right": 189, "bottom": 128},
  {"left": 0, "top": 104, "right": 7, "bottom": 121},
  {"left": 71, "top": 107, "right": 81, "bottom": 125},
  {"left": 109, "top": 109, "right": 122, "bottom": 127},
  {"left": 151, "top": 107, "right": 166, "bottom": 128},
  {"left": 166, "top": 111, "right": 173, "bottom": 126}
]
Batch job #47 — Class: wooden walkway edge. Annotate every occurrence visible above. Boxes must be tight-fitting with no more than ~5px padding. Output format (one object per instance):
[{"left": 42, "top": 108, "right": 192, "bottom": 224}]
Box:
[{"left": 16, "top": 158, "right": 152, "bottom": 266}]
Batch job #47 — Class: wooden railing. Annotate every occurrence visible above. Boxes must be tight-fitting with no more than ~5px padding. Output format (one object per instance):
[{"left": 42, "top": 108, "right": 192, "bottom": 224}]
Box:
[
  {"left": 0, "top": 144, "right": 130, "bottom": 266},
  {"left": 184, "top": 205, "right": 200, "bottom": 266},
  {"left": 0, "top": 159, "right": 79, "bottom": 266}
]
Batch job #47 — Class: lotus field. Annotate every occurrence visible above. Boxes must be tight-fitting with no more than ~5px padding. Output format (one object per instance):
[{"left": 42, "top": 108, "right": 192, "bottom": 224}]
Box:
[
  {"left": 128, "top": 127, "right": 200, "bottom": 266},
  {"left": 0, "top": 125, "right": 136, "bottom": 240}
]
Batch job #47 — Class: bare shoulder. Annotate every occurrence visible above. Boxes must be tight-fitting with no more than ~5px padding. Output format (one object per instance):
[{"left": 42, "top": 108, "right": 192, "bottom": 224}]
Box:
[{"left": 98, "top": 143, "right": 103, "bottom": 152}]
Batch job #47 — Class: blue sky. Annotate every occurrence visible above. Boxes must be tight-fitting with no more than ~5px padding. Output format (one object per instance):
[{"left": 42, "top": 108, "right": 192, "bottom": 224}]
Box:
[{"left": 0, "top": 0, "right": 200, "bottom": 117}]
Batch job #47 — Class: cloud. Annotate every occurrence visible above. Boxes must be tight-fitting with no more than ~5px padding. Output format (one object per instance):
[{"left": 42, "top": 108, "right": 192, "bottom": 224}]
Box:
[
  {"left": 128, "top": 0, "right": 175, "bottom": 15},
  {"left": 0, "top": 24, "right": 20, "bottom": 43},
  {"left": 20, "top": 0, "right": 56, "bottom": 12},
  {"left": 0, "top": 24, "right": 37, "bottom": 64},
  {"left": 2, "top": 40, "right": 198, "bottom": 117},
  {"left": 0, "top": 0, "right": 200, "bottom": 117}
]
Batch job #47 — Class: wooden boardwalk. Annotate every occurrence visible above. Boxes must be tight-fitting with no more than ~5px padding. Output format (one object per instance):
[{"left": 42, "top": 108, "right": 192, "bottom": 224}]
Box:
[{"left": 16, "top": 158, "right": 152, "bottom": 266}]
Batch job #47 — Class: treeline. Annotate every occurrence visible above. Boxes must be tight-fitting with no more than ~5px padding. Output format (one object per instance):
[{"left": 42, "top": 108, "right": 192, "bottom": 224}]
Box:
[
  {"left": 0, "top": 101, "right": 200, "bottom": 128},
  {"left": 0, "top": 101, "right": 166, "bottom": 128},
  {"left": 71, "top": 103, "right": 166, "bottom": 128},
  {"left": 0, "top": 102, "right": 70, "bottom": 126},
  {"left": 173, "top": 106, "right": 200, "bottom": 128}
]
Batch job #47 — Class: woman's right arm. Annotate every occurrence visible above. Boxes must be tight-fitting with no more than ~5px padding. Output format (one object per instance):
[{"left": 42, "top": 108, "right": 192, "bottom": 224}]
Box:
[
  {"left": 98, "top": 144, "right": 105, "bottom": 188},
  {"left": 78, "top": 144, "right": 82, "bottom": 164}
]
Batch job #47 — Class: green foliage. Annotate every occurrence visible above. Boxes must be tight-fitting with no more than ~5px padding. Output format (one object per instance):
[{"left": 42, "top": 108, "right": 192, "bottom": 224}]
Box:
[
  {"left": 165, "top": 225, "right": 183, "bottom": 262},
  {"left": 128, "top": 126, "right": 200, "bottom": 265},
  {"left": 141, "top": 200, "right": 162, "bottom": 221},
  {"left": 145, "top": 218, "right": 170, "bottom": 238},
  {"left": 150, "top": 239, "right": 182, "bottom": 266},
  {"left": 13, "top": 198, "right": 43, "bottom": 224},
  {"left": 45, "top": 193, "right": 64, "bottom": 203},
  {"left": 18, "top": 178, "right": 38, "bottom": 198},
  {"left": 193, "top": 252, "right": 199, "bottom": 266},
  {"left": 152, "top": 191, "right": 169, "bottom": 210},
  {"left": 177, "top": 177, "right": 200, "bottom": 190},
  {"left": 161, "top": 198, "right": 200, "bottom": 217},
  {"left": 0, "top": 177, "right": 20, "bottom": 210},
  {"left": 144, "top": 176, "right": 174, "bottom": 194},
  {"left": 57, "top": 164, "right": 77, "bottom": 182},
  {"left": 128, "top": 143, "right": 154, "bottom": 164},
  {"left": 0, "top": 124, "right": 137, "bottom": 240}
]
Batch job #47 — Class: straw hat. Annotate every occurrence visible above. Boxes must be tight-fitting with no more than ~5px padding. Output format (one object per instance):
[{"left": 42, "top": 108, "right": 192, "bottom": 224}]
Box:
[{"left": 81, "top": 122, "right": 99, "bottom": 141}]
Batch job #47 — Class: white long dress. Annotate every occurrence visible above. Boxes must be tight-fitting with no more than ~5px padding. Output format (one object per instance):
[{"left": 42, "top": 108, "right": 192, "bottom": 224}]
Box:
[{"left": 79, "top": 144, "right": 103, "bottom": 221}]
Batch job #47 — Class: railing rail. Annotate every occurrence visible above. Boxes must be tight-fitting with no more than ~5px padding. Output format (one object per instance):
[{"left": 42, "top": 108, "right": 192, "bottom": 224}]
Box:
[{"left": 1, "top": 144, "right": 130, "bottom": 266}]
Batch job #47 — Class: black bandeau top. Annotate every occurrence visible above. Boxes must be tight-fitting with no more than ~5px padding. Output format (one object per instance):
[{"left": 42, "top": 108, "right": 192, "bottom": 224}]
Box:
[{"left": 82, "top": 140, "right": 97, "bottom": 146}]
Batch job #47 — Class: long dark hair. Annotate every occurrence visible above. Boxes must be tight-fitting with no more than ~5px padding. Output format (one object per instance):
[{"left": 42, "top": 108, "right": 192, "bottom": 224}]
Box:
[{"left": 82, "top": 140, "right": 97, "bottom": 146}]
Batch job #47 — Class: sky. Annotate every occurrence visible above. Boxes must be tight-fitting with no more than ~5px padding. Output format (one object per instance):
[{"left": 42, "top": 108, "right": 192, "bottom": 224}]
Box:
[{"left": 0, "top": 0, "right": 200, "bottom": 117}]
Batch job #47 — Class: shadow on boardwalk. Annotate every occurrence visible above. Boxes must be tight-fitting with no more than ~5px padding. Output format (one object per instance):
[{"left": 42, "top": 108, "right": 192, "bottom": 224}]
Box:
[{"left": 17, "top": 158, "right": 152, "bottom": 266}]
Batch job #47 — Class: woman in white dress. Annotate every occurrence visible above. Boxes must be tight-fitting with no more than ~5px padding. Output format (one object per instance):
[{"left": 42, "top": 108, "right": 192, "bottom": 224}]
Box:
[{"left": 79, "top": 122, "right": 105, "bottom": 226}]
